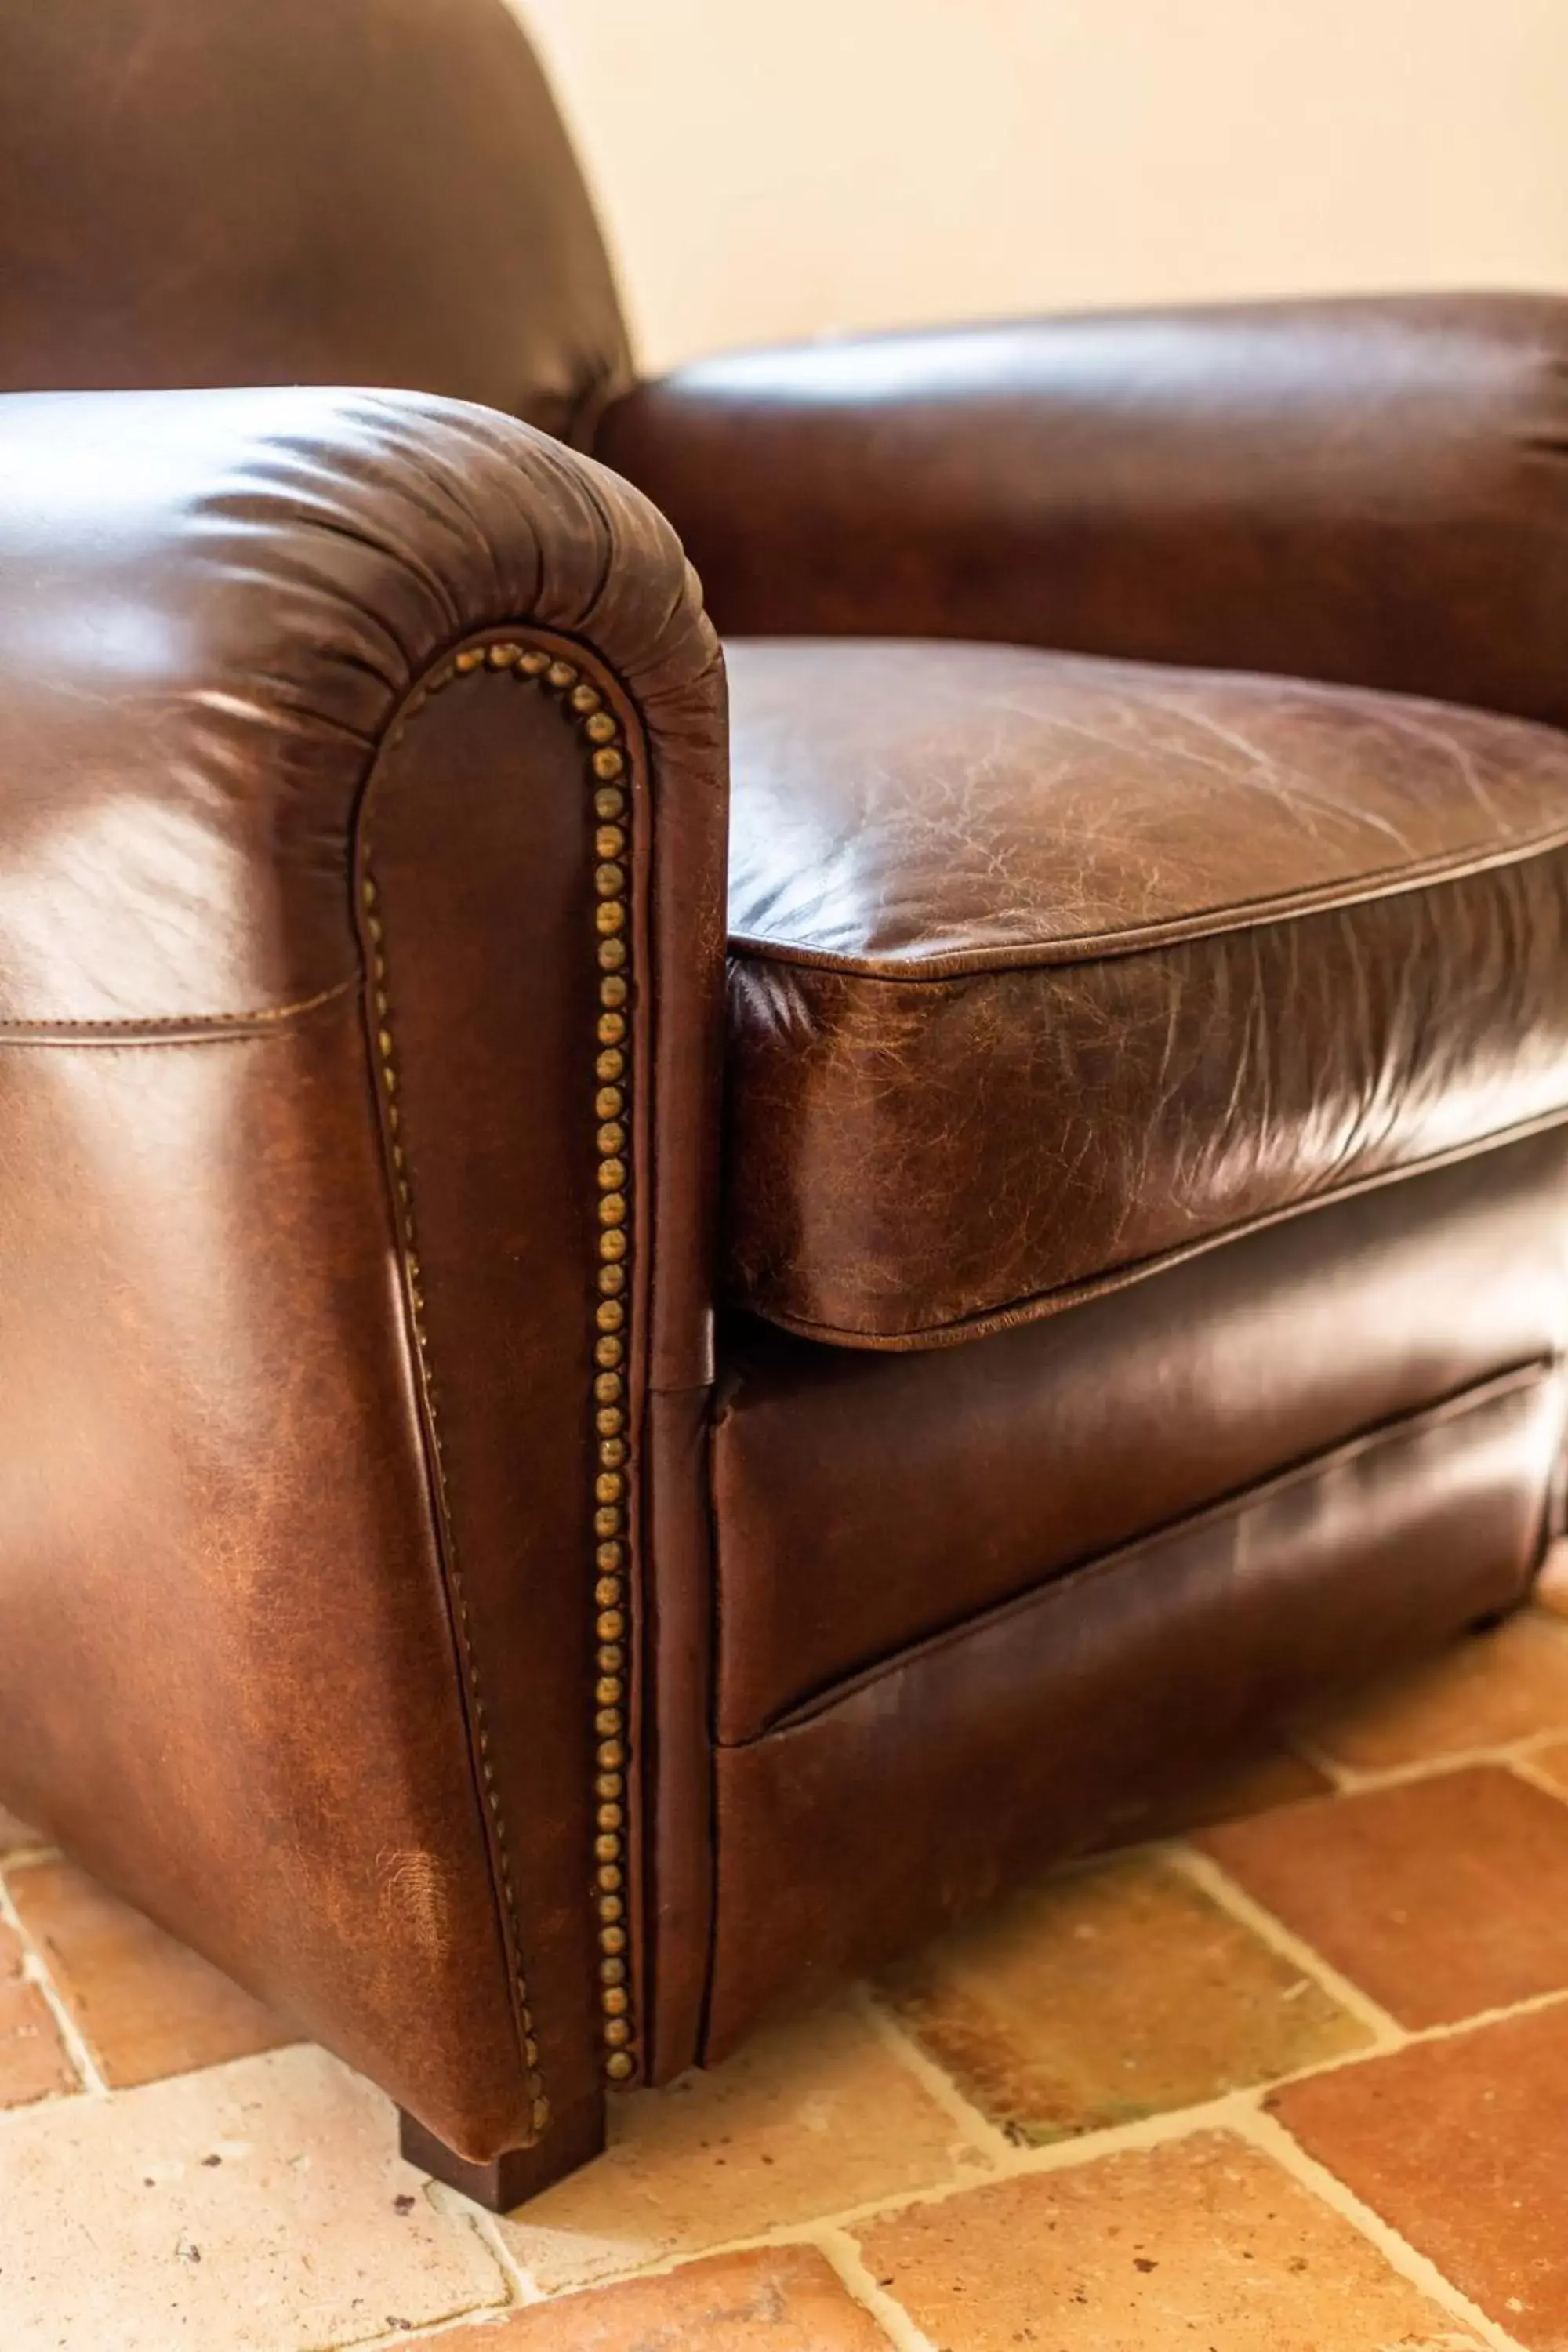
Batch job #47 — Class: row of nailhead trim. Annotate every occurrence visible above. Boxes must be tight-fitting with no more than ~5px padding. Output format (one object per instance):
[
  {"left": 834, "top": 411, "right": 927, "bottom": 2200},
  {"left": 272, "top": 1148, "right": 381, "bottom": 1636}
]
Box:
[{"left": 365, "top": 636, "right": 639, "bottom": 2128}]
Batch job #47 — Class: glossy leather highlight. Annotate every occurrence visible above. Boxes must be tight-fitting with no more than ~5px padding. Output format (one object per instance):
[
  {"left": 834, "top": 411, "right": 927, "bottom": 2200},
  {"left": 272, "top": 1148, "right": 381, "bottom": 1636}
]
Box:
[
  {"left": 0, "top": 387, "right": 725, "bottom": 2160},
  {"left": 598, "top": 295, "right": 1568, "bottom": 729}
]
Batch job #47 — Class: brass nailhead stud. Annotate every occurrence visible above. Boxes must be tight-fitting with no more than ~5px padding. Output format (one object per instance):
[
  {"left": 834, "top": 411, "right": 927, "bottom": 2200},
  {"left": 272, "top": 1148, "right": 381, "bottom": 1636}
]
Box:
[
  {"left": 488, "top": 642, "right": 521, "bottom": 668},
  {"left": 602, "top": 1925, "right": 627, "bottom": 1955},
  {"left": 594, "top": 787, "right": 626, "bottom": 822},
  {"left": 594, "top": 862, "right": 626, "bottom": 898},
  {"left": 603, "top": 2016, "right": 631, "bottom": 2046},
  {"left": 455, "top": 646, "right": 485, "bottom": 673},
  {"left": 519, "top": 648, "right": 550, "bottom": 676},
  {"left": 596, "top": 828, "right": 626, "bottom": 860},
  {"left": 598, "top": 1892, "right": 624, "bottom": 1922},
  {"left": 546, "top": 660, "right": 578, "bottom": 690},
  {"left": 569, "top": 683, "right": 601, "bottom": 713},
  {"left": 585, "top": 712, "right": 618, "bottom": 743},
  {"left": 592, "top": 747, "right": 625, "bottom": 781},
  {"left": 605, "top": 2051, "right": 634, "bottom": 2082},
  {"left": 601, "top": 975, "right": 629, "bottom": 1007}
]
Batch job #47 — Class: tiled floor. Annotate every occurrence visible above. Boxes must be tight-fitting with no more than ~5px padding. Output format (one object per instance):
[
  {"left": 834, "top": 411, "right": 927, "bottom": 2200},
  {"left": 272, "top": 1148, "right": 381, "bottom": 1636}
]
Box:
[{"left": 5, "top": 1597, "right": 1568, "bottom": 2348}]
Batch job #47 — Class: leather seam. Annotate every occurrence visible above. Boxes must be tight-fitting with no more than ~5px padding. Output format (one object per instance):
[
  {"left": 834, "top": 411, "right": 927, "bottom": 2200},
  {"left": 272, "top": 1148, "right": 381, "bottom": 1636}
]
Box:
[
  {"left": 740, "top": 1356, "right": 1556, "bottom": 1741},
  {"left": 0, "top": 978, "right": 358, "bottom": 1041},
  {"left": 750, "top": 1099, "right": 1568, "bottom": 1352},
  {"left": 357, "top": 634, "right": 642, "bottom": 2133},
  {"left": 728, "top": 815, "right": 1568, "bottom": 982}
]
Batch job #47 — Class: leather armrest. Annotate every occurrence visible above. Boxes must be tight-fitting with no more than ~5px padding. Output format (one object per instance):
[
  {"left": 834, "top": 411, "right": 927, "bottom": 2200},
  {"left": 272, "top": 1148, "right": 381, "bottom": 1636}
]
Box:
[
  {"left": 596, "top": 292, "right": 1568, "bottom": 732},
  {"left": 0, "top": 388, "right": 726, "bottom": 2161}
]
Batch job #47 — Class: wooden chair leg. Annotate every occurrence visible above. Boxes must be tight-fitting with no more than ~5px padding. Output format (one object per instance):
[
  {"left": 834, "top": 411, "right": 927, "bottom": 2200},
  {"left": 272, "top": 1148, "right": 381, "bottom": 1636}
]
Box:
[{"left": 399, "top": 2096, "right": 607, "bottom": 2213}]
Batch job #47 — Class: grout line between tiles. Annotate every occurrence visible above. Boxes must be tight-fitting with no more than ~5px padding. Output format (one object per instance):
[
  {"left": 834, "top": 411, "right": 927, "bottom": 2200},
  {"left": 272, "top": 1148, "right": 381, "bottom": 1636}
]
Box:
[
  {"left": 0, "top": 1864, "right": 107, "bottom": 2099},
  {"left": 438, "top": 2187, "right": 548, "bottom": 2307},
  {"left": 849, "top": 1984, "right": 1018, "bottom": 2167},
  {"left": 1505, "top": 1749, "right": 1568, "bottom": 1804},
  {"left": 810, "top": 2223, "right": 939, "bottom": 2350},
  {"left": 1232, "top": 2102, "right": 1530, "bottom": 2352},
  {"left": 1169, "top": 1843, "right": 1407, "bottom": 2043},
  {"left": 1293, "top": 1721, "right": 1568, "bottom": 1793}
]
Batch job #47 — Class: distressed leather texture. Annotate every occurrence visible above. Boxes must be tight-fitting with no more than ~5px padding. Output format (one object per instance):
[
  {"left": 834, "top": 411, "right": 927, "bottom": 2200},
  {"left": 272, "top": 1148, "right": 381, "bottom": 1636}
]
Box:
[
  {"left": 0, "top": 386, "right": 725, "bottom": 2158},
  {"left": 724, "top": 637, "right": 1568, "bottom": 1345},
  {"left": 0, "top": 0, "right": 630, "bottom": 441},
  {"left": 5, "top": 0, "right": 1568, "bottom": 2198}
]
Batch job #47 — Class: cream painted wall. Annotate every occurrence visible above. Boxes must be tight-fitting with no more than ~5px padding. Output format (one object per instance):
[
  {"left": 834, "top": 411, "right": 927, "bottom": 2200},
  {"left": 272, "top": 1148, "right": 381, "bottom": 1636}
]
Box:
[{"left": 515, "top": 0, "right": 1568, "bottom": 373}]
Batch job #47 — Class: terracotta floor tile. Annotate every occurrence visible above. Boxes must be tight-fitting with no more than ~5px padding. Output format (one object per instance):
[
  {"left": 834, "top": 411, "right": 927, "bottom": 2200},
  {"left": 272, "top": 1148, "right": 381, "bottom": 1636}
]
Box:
[
  {"left": 495, "top": 2002, "right": 989, "bottom": 2293},
  {"left": 856, "top": 2129, "right": 1483, "bottom": 2350},
  {"left": 7, "top": 1857, "right": 293, "bottom": 2088},
  {"left": 0, "top": 1917, "right": 77, "bottom": 2109},
  {"left": 1272, "top": 2002, "right": 1568, "bottom": 2350},
  {"left": 1531, "top": 1740, "right": 1568, "bottom": 1798},
  {"left": 1201, "top": 1764, "right": 1568, "bottom": 2027},
  {"left": 419, "top": 2248, "right": 892, "bottom": 2348},
  {"left": 1305, "top": 1610, "right": 1568, "bottom": 1769},
  {"left": 0, "top": 2042, "right": 505, "bottom": 2350},
  {"left": 877, "top": 1852, "right": 1370, "bottom": 2142}
]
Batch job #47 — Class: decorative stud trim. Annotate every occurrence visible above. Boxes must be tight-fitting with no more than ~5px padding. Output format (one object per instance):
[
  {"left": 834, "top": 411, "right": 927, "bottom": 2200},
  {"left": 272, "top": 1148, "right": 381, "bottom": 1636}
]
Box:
[{"left": 361, "top": 632, "right": 642, "bottom": 2125}]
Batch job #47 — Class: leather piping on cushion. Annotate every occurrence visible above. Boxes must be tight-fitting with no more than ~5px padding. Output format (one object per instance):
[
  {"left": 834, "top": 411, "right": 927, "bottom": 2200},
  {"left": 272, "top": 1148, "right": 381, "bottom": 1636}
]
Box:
[
  {"left": 722, "top": 640, "right": 1568, "bottom": 1348},
  {"left": 710, "top": 1121, "right": 1568, "bottom": 1739}
]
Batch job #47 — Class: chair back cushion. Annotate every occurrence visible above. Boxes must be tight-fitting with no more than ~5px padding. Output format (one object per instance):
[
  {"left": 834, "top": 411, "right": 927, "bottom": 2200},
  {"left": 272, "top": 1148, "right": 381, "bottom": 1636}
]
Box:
[{"left": 0, "top": 0, "right": 630, "bottom": 440}]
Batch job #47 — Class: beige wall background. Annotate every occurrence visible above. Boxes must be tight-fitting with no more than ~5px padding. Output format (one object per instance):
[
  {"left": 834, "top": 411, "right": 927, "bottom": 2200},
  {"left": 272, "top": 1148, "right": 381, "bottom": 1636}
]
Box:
[{"left": 516, "top": 0, "right": 1568, "bottom": 374}]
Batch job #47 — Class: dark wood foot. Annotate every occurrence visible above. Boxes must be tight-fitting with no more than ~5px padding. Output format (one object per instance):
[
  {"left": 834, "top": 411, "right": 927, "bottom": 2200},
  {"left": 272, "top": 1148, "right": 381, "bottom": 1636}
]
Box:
[{"left": 399, "top": 2096, "right": 606, "bottom": 2212}]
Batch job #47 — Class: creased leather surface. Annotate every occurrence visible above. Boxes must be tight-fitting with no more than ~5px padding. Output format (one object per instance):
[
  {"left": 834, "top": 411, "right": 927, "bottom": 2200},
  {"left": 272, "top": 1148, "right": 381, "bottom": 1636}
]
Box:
[
  {"left": 0, "top": 0, "right": 630, "bottom": 441},
  {"left": 723, "top": 638, "right": 1568, "bottom": 1344},
  {"left": 598, "top": 293, "right": 1568, "bottom": 731},
  {"left": 708, "top": 1363, "right": 1562, "bottom": 2052},
  {"left": 0, "top": 388, "right": 724, "bottom": 2154},
  {"left": 713, "top": 1127, "right": 1568, "bottom": 1738}
]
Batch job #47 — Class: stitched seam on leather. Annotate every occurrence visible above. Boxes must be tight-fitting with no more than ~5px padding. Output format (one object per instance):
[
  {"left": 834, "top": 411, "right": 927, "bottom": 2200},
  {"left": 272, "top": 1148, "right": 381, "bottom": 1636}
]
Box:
[
  {"left": 745, "top": 1357, "right": 1555, "bottom": 1740},
  {"left": 359, "top": 634, "right": 642, "bottom": 2129},
  {"left": 0, "top": 978, "right": 358, "bottom": 1036},
  {"left": 728, "top": 815, "right": 1568, "bottom": 980},
  {"left": 755, "top": 1099, "right": 1568, "bottom": 1353}
]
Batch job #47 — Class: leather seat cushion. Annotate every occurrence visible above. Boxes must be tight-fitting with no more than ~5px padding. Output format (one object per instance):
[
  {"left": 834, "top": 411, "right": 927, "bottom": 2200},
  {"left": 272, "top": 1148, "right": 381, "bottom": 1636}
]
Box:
[{"left": 724, "top": 637, "right": 1568, "bottom": 1346}]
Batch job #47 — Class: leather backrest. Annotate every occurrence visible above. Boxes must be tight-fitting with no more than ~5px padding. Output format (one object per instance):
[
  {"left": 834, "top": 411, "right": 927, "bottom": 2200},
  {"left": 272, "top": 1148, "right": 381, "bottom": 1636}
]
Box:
[{"left": 0, "top": 0, "right": 630, "bottom": 441}]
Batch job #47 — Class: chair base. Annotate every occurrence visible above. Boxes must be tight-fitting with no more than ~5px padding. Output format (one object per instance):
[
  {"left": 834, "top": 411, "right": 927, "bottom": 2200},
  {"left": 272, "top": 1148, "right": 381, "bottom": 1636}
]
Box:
[{"left": 398, "top": 2096, "right": 606, "bottom": 2213}]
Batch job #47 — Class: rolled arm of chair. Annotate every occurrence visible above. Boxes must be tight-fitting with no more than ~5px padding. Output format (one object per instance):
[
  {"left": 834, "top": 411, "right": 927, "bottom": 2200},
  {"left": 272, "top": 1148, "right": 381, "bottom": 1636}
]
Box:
[
  {"left": 0, "top": 388, "right": 726, "bottom": 2172},
  {"left": 597, "top": 292, "right": 1568, "bottom": 732}
]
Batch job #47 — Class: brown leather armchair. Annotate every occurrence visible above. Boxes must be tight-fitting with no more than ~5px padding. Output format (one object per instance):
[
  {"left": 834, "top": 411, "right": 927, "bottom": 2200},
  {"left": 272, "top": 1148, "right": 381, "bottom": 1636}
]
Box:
[{"left": 2, "top": 0, "right": 1568, "bottom": 2209}]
